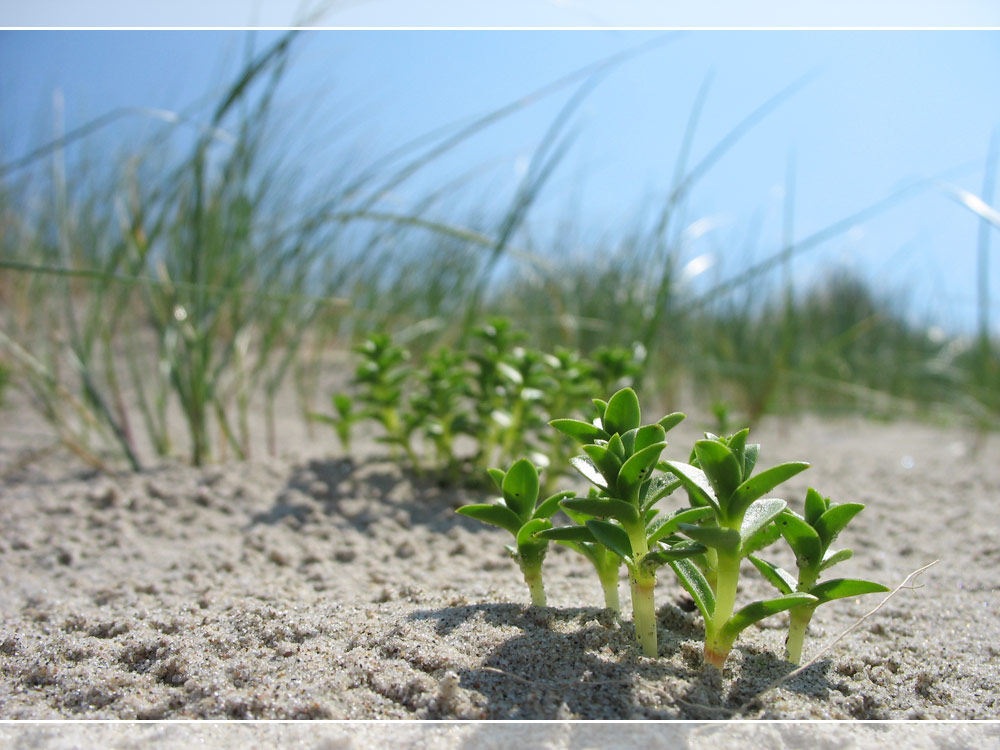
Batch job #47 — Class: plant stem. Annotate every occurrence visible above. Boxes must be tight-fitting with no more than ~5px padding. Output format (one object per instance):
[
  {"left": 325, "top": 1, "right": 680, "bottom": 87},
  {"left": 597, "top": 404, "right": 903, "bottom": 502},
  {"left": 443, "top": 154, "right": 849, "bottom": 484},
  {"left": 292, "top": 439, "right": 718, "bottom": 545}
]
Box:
[
  {"left": 705, "top": 548, "right": 741, "bottom": 670},
  {"left": 598, "top": 566, "right": 621, "bottom": 613},
  {"left": 624, "top": 520, "right": 657, "bottom": 657},
  {"left": 785, "top": 606, "right": 814, "bottom": 665},
  {"left": 521, "top": 565, "right": 546, "bottom": 607},
  {"left": 629, "top": 571, "right": 658, "bottom": 657}
]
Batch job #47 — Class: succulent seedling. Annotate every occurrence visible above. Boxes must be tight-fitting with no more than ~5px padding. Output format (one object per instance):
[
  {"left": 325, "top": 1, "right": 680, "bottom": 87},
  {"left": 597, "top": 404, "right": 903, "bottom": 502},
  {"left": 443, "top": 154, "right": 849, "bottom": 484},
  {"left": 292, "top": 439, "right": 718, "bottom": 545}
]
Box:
[
  {"left": 537, "top": 489, "right": 625, "bottom": 613},
  {"left": 750, "top": 488, "right": 889, "bottom": 664},
  {"left": 548, "top": 387, "right": 703, "bottom": 657},
  {"left": 409, "top": 347, "right": 472, "bottom": 481},
  {"left": 456, "top": 458, "right": 572, "bottom": 606},
  {"left": 313, "top": 333, "right": 423, "bottom": 470},
  {"left": 663, "top": 430, "right": 817, "bottom": 671}
]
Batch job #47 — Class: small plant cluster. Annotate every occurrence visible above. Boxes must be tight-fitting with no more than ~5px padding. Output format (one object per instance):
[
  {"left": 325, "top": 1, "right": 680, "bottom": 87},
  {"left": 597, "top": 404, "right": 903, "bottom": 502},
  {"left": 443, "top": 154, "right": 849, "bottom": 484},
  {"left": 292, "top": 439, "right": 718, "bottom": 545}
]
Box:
[
  {"left": 458, "top": 387, "right": 887, "bottom": 671},
  {"left": 314, "top": 319, "right": 646, "bottom": 489}
]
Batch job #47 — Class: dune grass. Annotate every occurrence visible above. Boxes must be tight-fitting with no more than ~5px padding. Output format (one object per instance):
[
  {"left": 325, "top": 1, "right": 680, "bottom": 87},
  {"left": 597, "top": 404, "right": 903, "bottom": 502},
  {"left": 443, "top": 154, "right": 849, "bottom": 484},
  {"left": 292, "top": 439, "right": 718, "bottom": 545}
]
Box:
[{"left": 1, "top": 32, "right": 997, "bottom": 472}]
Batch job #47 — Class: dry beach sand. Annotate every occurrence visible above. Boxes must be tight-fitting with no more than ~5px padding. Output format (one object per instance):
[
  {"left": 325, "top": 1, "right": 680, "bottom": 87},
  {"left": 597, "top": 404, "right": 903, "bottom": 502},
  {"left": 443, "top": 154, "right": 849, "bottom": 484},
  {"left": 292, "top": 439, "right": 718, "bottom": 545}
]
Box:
[{"left": 1, "top": 386, "right": 998, "bottom": 723}]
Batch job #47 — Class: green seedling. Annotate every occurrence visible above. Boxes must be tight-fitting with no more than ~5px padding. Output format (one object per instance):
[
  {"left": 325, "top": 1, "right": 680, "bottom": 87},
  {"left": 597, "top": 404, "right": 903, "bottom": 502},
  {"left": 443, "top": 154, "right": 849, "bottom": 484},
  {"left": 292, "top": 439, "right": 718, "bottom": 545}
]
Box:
[
  {"left": 409, "top": 348, "right": 473, "bottom": 482},
  {"left": 456, "top": 458, "right": 572, "bottom": 606},
  {"left": 537, "top": 490, "right": 626, "bottom": 612},
  {"left": 533, "top": 347, "right": 597, "bottom": 490},
  {"left": 467, "top": 318, "right": 525, "bottom": 470},
  {"left": 750, "top": 488, "right": 889, "bottom": 664},
  {"left": 314, "top": 334, "right": 423, "bottom": 470},
  {"left": 664, "top": 430, "right": 817, "bottom": 671},
  {"left": 549, "top": 387, "right": 701, "bottom": 657},
  {"left": 590, "top": 344, "right": 646, "bottom": 395}
]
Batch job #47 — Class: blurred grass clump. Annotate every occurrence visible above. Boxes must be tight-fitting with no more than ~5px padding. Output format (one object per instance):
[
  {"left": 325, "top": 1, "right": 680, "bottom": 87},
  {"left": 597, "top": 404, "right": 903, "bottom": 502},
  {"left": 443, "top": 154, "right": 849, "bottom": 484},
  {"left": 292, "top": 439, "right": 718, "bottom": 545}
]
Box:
[{"left": 0, "top": 32, "right": 997, "bottom": 473}]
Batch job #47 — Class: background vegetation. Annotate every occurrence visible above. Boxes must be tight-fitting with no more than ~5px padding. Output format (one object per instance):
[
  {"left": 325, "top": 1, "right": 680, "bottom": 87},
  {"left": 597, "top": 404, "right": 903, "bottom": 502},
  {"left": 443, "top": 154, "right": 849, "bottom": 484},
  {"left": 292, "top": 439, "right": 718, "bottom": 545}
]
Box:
[{"left": 1, "top": 32, "right": 997, "bottom": 472}]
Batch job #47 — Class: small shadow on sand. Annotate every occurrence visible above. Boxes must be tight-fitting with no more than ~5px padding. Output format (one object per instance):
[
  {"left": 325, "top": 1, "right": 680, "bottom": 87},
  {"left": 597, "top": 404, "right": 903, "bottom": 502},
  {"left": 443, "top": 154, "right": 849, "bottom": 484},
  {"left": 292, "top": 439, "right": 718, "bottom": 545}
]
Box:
[
  {"left": 676, "top": 645, "right": 839, "bottom": 719},
  {"left": 409, "top": 602, "right": 708, "bottom": 719},
  {"left": 252, "top": 457, "right": 481, "bottom": 532}
]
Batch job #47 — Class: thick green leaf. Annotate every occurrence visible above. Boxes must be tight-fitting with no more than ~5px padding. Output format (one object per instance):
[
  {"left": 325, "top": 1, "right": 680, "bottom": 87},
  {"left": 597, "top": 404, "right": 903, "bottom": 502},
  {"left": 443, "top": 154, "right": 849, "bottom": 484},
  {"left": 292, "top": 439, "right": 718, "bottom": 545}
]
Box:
[
  {"left": 819, "top": 547, "right": 853, "bottom": 571},
  {"left": 592, "top": 398, "right": 608, "bottom": 417},
  {"left": 583, "top": 444, "right": 622, "bottom": 485},
  {"left": 603, "top": 387, "right": 642, "bottom": 436},
  {"left": 585, "top": 520, "right": 634, "bottom": 560},
  {"left": 635, "top": 424, "right": 667, "bottom": 453},
  {"left": 726, "top": 428, "right": 750, "bottom": 465},
  {"left": 815, "top": 503, "right": 865, "bottom": 550},
  {"left": 722, "top": 593, "right": 818, "bottom": 640},
  {"left": 570, "top": 455, "right": 608, "bottom": 490},
  {"left": 740, "top": 498, "right": 787, "bottom": 546},
  {"left": 677, "top": 522, "right": 741, "bottom": 553},
  {"left": 668, "top": 557, "right": 716, "bottom": 622},
  {"left": 549, "top": 418, "right": 610, "bottom": 444},
  {"left": 517, "top": 517, "right": 553, "bottom": 549},
  {"left": 502, "top": 458, "right": 540, "bottom": 521},
  {"left": 496, "top": 361, "right": 523, "bottom": 385},
  {"left": 620, "top": 428, "right": 638, "bottom": 456},
  {"left": 536, "top": 525, "right": 598, "bottom": 543},
  {"left": 694, "top": 439, "right": 744, "bottom": 505},
  {"left": 740, "top": 514, "right": 784, "bottom": 556},
  {"left": 333, "top": 393, "right": 354, "bottom": 417},
  {"left": 456, "top": 504, "right": 522, "bottom": 536},
  {"left": 487, "top": 468, "right": 506, "bottom": 493},
  {"left": 748, "top": 555, "right": 796, "bottom": 595},
  {"left": 641, "top": 541, "right": 707, "bottom": 572},
  {"left": 742, "top": 443, "right": 760, "bottom": 478},
  {"left": 618, "top": 442, "right": 667, "bottom": 498},
  {"left": 534, "top": 491, "right": 574, "bottom": 520},
  {"left": 662, "top": 461, "right": 720, "bottom": 513},
  {"left": 778, "top": 511, "right": 823, "bottom": 571},
  {"left": 646, "top": 506, "right": 714, "bottom": 545},
  {"left": 639, "top": 474, "right": 682, "bottom": 511},
  {"left": 657, "top": 412, "right": 686, "bottom": 433},
  {"left": 804, "top": 488, "right": 828, "bottom": 527},
  {"left": 561, "top": 497, "right": 640, "bottom": 524},
  {"left": 606, "top": 433, "right": 626, "bottom": 461},
  {"left": 729, "top": 461, "right": 810, "bottom": 520},
  {"left": 810, "top": 578, "right": 889, "bottom": 604}
]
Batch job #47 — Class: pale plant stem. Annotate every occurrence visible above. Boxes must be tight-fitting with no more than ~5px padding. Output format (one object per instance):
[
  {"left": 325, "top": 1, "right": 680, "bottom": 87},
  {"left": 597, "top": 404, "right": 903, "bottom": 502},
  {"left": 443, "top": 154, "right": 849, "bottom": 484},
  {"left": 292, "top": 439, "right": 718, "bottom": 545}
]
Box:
[
  {"left": 624, "top": 520, "right": 657, "bottom": 657},
  {"left": 784, "top": 606, "right": 813, "bottom": 665}
]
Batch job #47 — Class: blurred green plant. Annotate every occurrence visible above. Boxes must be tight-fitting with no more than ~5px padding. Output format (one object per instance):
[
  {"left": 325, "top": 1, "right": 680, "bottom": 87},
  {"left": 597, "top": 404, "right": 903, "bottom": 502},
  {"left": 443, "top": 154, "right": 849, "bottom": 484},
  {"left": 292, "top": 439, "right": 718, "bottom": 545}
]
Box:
[
  {"left": 1, "top": 31, "right": 997, "bottom": 476},
  {"left": 315, "top": 321, "right": 649, "bottom": 491}
]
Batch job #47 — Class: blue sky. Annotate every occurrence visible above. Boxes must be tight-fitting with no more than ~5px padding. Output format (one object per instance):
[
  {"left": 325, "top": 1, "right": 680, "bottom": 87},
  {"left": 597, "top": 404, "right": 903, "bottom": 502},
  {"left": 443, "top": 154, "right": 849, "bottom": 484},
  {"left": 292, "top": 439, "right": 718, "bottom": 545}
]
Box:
[
  {"left": 2, "top": 29, "right": 999, "bottom": 333},
  {"left": 3, "top": 0, "right": 1000, "bottom": 27}
]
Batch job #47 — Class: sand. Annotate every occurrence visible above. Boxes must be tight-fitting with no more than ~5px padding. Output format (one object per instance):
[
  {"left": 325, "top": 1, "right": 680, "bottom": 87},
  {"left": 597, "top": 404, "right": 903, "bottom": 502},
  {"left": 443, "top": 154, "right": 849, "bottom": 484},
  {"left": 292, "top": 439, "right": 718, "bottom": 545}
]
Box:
[{"left": 1, "top": 386, "right": 998, "bottom": 725}]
